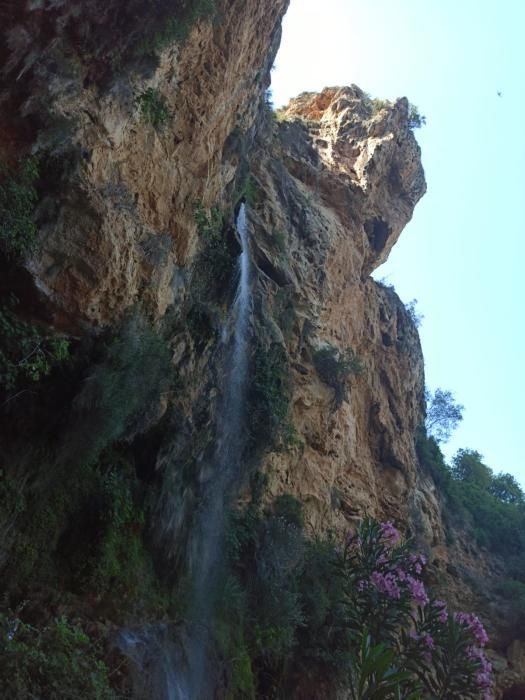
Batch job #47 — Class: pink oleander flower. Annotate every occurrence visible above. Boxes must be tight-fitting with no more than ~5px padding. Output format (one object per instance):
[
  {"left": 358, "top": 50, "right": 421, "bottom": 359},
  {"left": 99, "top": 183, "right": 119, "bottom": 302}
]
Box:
[
  {"left": 396, "top": 567, "right": 407, "bottom": 581},
  {"left": 407, "top": 575, "right": 429, "bottom": 605},
  {"left": 455, "top": 612, "right": 489, "bottom": 647},
  {"left": 433, "top": 599, "right": 448, "bottom": 624},
  {"left": 370, "top": 571, "right": 401, "bottom": 599},
  {"left": 380, "top": 521, "right": 401, "bottom": 546},
  {"left": 409, "top": 553, "right": 427, "bottom": 574},
  {"left": 423, "top": 633, "right": 435, "bottom": 650}
]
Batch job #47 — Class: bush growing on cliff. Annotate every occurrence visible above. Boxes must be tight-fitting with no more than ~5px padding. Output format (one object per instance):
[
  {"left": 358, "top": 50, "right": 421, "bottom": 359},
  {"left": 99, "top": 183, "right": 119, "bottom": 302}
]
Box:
[
  {"left": 0, "top": 296, "right": 70, "bottom": 394},
  {"left": 0, "top": 612, "right": 115, "bottom": 699},
  {"left": 405, "top": 298, "right": 424, "bottom": 328},
  {"left": 137, "top": 88, "right": 171, "bottom": 128},
  {"left": 313, "top": 344, "right": 364, "bottom": 408},
  {"left": 425, "top": 387, "right": 464, "bottom": 443},
  {"left": 220, "top": 508, "right": 494, "bottom": 699},
  {"left": 193, "top": 204, "right": 236, "bottom": 300},
  {"left": 249, "top": 341, "right": 291, "bottom": 445},
  {"left": 61, "top": 314, "right": 170, "bottom": 462},
  {"left": 408, "top": 103, "right": 427, "bottom": 129},
  {"left": 138, "top": 0, "right": 217, "bottom": 55},
  {"left": 0, "top": 156, "right": 39, "bottom": 258}
]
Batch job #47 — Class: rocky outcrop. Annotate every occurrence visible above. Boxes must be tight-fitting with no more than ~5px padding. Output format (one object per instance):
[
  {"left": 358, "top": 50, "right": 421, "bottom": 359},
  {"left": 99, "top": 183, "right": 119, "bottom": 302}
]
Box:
[
  {"left": 1, "top": 0, "right": 288, "bottom": 328},
  {"left": 244, "top": 87, "right": 429, "bottom": 536}
]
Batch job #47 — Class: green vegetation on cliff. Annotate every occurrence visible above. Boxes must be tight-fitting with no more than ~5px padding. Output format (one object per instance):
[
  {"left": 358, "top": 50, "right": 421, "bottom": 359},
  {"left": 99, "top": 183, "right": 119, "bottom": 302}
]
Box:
[
  {"left": 417, "top": 431, "right": 525, "bottom": 634},
  {"left": 0, "top": 313, "right": 176, "bottom": 696},
  {"left": 0, "top": 157, "right": 40, "bottom": 259},
  {"left": 217, "top": 507, "right": 493, "bottom": 699}
]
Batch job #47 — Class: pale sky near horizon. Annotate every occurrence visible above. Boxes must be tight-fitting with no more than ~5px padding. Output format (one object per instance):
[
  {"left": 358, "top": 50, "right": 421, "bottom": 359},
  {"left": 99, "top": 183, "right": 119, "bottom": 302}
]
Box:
[{"left": 271, "top": 0, "right": 525, "bottom": 484}]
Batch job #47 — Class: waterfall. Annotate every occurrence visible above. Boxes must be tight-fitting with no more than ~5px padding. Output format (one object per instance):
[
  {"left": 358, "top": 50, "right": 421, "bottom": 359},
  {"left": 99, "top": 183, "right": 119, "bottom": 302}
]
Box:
[
  {"left": 185, "top": 202, "right": 251, "bottom": 697},
  {"left": 118, "top": 204, "right": 252, "bottom": 699}
]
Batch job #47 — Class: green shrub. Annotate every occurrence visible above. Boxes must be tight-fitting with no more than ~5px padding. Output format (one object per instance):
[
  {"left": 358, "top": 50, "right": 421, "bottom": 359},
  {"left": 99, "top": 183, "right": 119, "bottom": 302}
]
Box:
[
  {"left": 192, "top": 204, "right": 235, "bottom": 301},
  {"left": 221, "top": 506, "right": 494, "bottom": 698},
  {"left": 0, "top": 156, "right": 39, "bottom": 258},
  {"left": 407, "top": 103, "right": 426, "bottom": 129},
  {"left": 249, "top": 341, "right": 291, "bottom": 444},
  {"left": 137, "top": 88, "right": 171, "bottom": 128},
  {"left": 0, "top": 298, "right": 69, "bottom": 392},
  {"left": 273, "top": 230, "right": 287, "bottom": 254},
  {"left": 62, "top": 314, "right": 170, "bottom": 462},
  {"left": 370, "top": 97, "right": 391, "bottom": 114},
  {"left": 0, "top": 613, "right": 115, "bottom": 699},
  {"left": 273, "top": 494, "right": 304, "bottom": 528},
  {"left": 313, "top": 344, "right": 364, "bottom": 407},
  {"left": 139, "top": 0, "right": 216, "bottom": 55}
]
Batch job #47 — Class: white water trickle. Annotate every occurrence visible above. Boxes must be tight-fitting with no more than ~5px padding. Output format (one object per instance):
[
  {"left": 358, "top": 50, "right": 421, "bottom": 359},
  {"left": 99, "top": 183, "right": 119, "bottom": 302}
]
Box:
[
  {"left": 183, "top": 202, "right": 252, "bottom": 698},
  {"left": 118, "top": 204, "right": 253, "bottom": 700}
]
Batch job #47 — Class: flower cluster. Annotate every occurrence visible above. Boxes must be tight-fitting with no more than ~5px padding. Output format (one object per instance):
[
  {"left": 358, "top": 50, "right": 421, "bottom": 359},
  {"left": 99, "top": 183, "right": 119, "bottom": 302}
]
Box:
[
  {"left": 351, "top": 521, "right": 430, "bottom": 609},
  {"left": 380, "top": 520, "right": 401, "bottom": 546},
  {"left": 433, "top": 599, "right": 448, "bottom": 624},
  {"left": 339, "top": 518, "right": 494, "bottom": 700},
  {"left": 455, "top": 612, "right": 489, "bottom": 647}
]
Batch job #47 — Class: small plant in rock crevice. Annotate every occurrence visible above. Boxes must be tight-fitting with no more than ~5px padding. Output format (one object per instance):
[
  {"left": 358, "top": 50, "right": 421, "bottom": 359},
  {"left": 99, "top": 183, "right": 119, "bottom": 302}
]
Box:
[
  {"left": 137, "top": 88, "right": 171, "bottom": 128},
  {"left": 0, "top": 297, "right": 70, "bottom": 393},
  {"left": 138, "top": 0, "right": 217, "bottom": 56},
  {"left": 313, "top": 343, "right": 365, "bottom": 408}
]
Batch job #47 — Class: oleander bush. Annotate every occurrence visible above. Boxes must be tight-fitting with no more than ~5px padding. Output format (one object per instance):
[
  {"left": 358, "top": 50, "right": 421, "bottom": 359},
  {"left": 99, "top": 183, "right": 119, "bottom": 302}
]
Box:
[{"left": 219, "top": 504, "right": 494, "bottom": 699}]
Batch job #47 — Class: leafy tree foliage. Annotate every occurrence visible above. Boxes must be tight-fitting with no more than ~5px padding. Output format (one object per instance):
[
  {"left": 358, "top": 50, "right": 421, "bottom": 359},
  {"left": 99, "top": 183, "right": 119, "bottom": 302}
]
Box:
[
  {"left": 407, "top": 104, "right": 427, "bottom": 129},
  {"left": 425, "top": 388, "right": 464, "bottom": 443},
  {"left": 416, "top": 431, "right": 525, "bottom": 639},
  {"left": 452, "top": 450, "right": 493, "bottom": 489},
  {"left": 0, "top": 156, "right": 39, "bottom": 258},
  {"left": 490, "top": 473, "right": 524, "bottom": 505},
  {"left": 0, "top": 613, "right": 115, "bottom": 699}
]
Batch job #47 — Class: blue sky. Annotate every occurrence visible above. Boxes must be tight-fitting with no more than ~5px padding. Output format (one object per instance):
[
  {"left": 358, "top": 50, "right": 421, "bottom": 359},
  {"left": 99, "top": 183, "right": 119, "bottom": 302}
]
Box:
[{"left": 272, "top": 0, "right": 525, "bottom": 483}]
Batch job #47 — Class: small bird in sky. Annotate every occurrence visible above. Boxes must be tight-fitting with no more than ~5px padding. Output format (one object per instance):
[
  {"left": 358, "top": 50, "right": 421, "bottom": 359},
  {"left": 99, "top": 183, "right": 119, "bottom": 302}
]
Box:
[{"left": 497, "top": 91, "right": 503, "bottom": 97}]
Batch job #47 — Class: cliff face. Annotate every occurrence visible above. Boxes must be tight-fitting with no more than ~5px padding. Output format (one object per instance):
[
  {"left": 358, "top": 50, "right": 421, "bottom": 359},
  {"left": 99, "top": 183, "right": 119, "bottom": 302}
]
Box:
[
  {"left": 1, "top": 0, "right": 287, "bottom": 328},
  {"left": 246, "top": 87, "right": 431, "bottom": 538},
  {"left": 0, "top": 3, "right": 523, "bottom": 697}
]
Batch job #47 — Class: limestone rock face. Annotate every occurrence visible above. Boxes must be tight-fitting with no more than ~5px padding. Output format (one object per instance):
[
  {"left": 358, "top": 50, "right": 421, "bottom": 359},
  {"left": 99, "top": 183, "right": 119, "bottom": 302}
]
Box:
[
  {"left": 245, "top": 86, "right": 430, "bottom": 538},
  {"left": 1, "top": 0, "right": 288, "bottom": 328}
]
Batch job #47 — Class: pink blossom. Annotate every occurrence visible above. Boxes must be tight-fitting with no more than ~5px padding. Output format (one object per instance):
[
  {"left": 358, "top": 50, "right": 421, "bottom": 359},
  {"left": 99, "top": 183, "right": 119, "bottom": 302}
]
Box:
[
  {"left": 423, "top": 634, "right": 435, "bottom": 650},
  {"left": 380, "top": 521, "right": 401, "bottom": 546},
  {"left": 370, "top": 571, "right": 401, "bottom": 599},
  {"left": 433, "top": 599, "right": 448, "bottom": 624},
  {"left": 407, "top": 575, "right": 428, "bottom": 605},
  {"left": 455, "top": 613, "right": 489, "bottom": 647}
]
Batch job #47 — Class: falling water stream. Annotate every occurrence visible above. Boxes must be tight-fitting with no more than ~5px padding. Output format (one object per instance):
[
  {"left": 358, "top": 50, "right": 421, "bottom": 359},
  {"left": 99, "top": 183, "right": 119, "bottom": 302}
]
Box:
[{"left": 117, "top": 204, "right": 252, "bottom": 699}]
